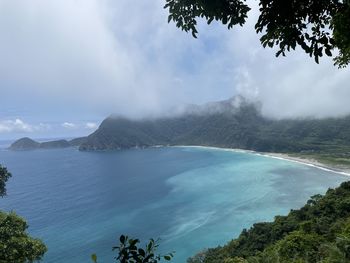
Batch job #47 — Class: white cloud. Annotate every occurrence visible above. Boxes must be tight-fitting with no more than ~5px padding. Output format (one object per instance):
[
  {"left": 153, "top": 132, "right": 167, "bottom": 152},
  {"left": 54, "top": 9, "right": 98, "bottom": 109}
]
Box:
[
  {"left": 61, "top": 122, "right": 98, "bottom": 129},
  {"left": 85, "top": 122, "right": 98, "bottom": 129},
  {"left": 61, "top": 122, "right": 77, "bottom": 129},
  {"left": 0, "top": 0, "right": 191, "bottom": 118},
  {"left": 0, "top": 0, "right": 349, "bottom": 121},
  {"left": 0, "top": 119, "right": 49, "bottom": 133}
]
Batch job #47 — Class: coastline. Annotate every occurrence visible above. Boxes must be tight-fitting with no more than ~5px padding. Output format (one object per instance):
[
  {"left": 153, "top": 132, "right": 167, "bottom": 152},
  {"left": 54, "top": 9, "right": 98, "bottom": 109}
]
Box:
[
  {"left": 258, "top": 152, "right": 350, "bottom": 177},
  {"left": 171, "top": 145, "right": 350, "bottom": 177}
]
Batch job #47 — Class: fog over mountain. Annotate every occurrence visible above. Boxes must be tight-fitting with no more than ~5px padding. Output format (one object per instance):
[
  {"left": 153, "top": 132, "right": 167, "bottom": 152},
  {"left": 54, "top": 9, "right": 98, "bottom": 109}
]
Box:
[
  {"left": 1, "top": 0, "right": 350, "bottom": 139},
  {"left": 76, "top": 96, "right": 350, "bottom": 155}
]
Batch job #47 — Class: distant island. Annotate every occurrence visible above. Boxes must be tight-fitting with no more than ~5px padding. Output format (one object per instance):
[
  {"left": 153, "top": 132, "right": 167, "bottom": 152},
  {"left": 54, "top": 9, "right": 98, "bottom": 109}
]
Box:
[{"left": 9, "top": 137, "right": 87, "bottom": 150}]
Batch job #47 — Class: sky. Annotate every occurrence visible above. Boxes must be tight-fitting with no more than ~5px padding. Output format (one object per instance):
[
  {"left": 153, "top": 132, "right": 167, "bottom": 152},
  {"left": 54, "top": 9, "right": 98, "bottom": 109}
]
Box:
[{"left": 0, "top": 0, "right": 350, "bottom": 140}]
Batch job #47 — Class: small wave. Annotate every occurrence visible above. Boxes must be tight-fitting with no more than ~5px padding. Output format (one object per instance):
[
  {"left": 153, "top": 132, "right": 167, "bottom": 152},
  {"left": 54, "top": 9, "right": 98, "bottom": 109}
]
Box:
[{"left": 162, "top": 211, "right": 215, "bottom": 242}]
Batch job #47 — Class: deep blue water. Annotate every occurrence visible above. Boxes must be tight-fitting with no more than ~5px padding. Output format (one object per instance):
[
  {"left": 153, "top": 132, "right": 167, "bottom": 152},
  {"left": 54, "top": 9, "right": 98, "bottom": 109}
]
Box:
[{"left": 0, "top": 146, "right": 347, "bottom": 263}]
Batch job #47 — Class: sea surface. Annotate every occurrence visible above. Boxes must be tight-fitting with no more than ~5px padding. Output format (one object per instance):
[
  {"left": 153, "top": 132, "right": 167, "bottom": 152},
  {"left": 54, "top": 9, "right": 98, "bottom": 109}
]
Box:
[{"left": 0, "top": 145, "right": 348, "bottom": 263}]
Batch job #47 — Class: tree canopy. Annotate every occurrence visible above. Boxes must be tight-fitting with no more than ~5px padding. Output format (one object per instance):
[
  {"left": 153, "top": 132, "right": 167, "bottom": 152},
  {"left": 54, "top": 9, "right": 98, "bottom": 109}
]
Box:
[
  {"left": 164, "top": 0, "right": 350, "bottom": 67},
  {"left": 0, "top": 165, "right": 12, "bottom": 197},
  {"left": 0, "top": 211, "right": 47, "bottom": 263},
  {"left": 187, "top": 181, "right": 350, "bottom": 262}
]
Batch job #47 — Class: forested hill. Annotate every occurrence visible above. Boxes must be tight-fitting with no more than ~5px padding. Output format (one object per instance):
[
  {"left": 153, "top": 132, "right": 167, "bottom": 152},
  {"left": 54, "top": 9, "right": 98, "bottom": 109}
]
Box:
[
  {"left": 187, "top": 181, "right": 350, "bottom": 263},
  {"left": 9, "top": 137, "right": 86, "bottom": 150},
  {"left": 79, "top": 97, "right": 350, "bottom": 155}
]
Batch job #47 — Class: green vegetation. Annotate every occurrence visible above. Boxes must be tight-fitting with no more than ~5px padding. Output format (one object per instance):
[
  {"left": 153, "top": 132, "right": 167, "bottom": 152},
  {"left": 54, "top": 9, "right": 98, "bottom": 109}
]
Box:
[
  {"left": 187, "top": 181, "right": 350, "bottom": 263},
  {"left": 165, "top": 0, "right": 350, "bottom": 67},
  {"left": 79, "top": 98, "right": 350, "bottom": 170},
  {"left": 0, "top": 212, "right": 47, "bottom": 263},
  {"left": 92, "top": 235, "right": 174, "bottom": 263},
  {"left": 0, "top": 165, "right": 12, "bottom": 197},
  {"left": 0, "top": 165, "right": 47, "bottom": 263}
]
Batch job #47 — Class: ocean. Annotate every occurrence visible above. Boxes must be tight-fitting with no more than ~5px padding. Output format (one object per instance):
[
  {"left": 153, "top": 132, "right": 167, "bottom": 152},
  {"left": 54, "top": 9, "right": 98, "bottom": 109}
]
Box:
[{"left": 0, "top": 145, "right": 347, "bottom": 263}]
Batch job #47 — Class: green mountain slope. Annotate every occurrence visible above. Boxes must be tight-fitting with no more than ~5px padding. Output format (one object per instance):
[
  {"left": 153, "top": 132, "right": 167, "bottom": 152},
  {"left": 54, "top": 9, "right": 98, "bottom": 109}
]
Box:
[
  {"left": 79, "top": 98, "right": 350, "bottom": 159},
  {"left": 187, "top": 181, "right": 350, "bottom": 263}
]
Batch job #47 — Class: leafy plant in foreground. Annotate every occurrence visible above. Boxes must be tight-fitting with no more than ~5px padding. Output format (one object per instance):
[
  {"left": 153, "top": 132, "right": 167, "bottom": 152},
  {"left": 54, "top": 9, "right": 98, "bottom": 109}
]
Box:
[
  {"left": 92, "top": 235, "right": 174, "bottom": 263},
  {"left": 165, "top": 0, "right": 350, "bottom": 67}
]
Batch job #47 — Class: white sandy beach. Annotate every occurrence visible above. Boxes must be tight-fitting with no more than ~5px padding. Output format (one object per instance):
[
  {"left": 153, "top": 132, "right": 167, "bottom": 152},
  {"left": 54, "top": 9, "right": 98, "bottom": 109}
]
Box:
[{"left": 171, "top": 145, "right": 350, "bottom": 177}]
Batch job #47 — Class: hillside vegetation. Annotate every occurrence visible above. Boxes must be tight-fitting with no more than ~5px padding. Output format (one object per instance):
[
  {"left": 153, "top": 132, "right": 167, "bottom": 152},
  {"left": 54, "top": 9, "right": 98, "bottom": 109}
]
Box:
[
  {"left": 80, "top": 98, "right": 350, "bottom": 166},
  {"left": 187, "top": 181, "right": 350, "bottom": 263}
]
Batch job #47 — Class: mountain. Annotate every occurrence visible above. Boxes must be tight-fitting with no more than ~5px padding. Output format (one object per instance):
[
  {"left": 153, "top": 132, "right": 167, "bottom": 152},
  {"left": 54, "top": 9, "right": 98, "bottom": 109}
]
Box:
[
  {"left": 79, "top": 97, "right": 262, "bottom": 150},
  {"left": 79, "top": 97, "right": 350, "bottom": 158},
  {"left": 39, "top": 139, "right": 71, "bottom": 149},
  {"left": 8, "top": 137, "right": 40, "bottom": 150},
  {"left": 9, "top": 137, "right": 87, "bottom": 150},
  {"left": 69, "top": 137, "right": 87, "bottom": 146}
]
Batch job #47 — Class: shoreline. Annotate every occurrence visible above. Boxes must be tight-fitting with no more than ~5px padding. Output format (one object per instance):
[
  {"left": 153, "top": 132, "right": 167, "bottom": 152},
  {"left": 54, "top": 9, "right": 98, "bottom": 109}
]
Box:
[{"left": 171, "top": 145, "right": 350, "bottom": 177}]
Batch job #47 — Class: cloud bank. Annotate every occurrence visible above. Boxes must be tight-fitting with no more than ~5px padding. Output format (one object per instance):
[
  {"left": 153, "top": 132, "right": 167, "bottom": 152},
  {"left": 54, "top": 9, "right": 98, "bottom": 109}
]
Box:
[
  {"left": 61, "top": 122, "right": 77, "bottom": 129},
  {"left": 0, "top": 0, "right": 349, "bottom": 125},
  {"left": 0, "top": 119, "right": 97, "bottom": 133},
  {"left": 0, "top": 119, "right": 49, "bottom": 133}
]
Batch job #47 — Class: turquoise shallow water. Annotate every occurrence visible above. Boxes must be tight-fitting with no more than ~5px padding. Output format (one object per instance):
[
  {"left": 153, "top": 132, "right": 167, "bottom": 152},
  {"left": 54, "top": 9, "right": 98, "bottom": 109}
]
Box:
[{"left": 0, "top": 146, "right": 347, "bottom": 263}]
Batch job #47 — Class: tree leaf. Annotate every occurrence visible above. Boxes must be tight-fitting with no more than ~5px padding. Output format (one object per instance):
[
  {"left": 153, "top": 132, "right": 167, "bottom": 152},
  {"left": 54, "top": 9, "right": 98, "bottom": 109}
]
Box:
[{"left": 91, "top": 254, "right": 97, "bottom": 263}]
